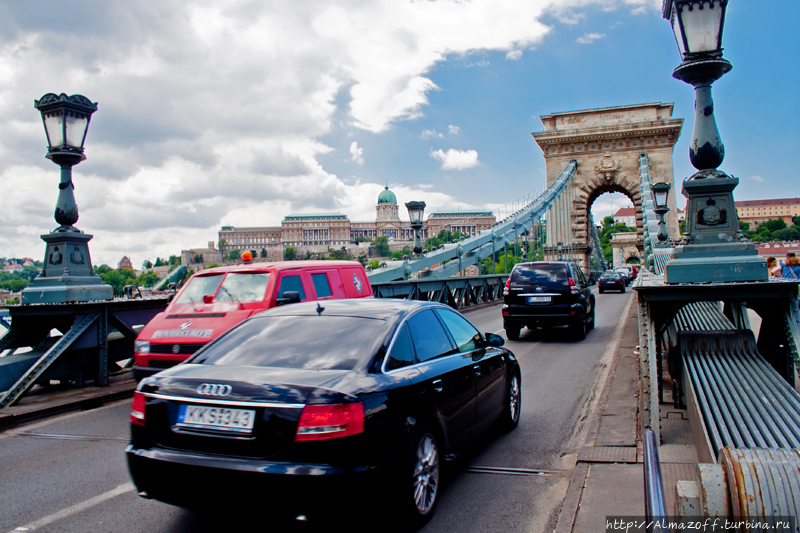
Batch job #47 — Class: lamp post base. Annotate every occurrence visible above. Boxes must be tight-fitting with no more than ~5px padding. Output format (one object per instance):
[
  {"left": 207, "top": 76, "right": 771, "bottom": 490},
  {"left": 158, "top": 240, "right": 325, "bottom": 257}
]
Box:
[
  {"left": 21, "top": 230, "right": 113, "bottom": 304},
  {"left": 665, "top": 240, "right": 767, "bottom": 284}
]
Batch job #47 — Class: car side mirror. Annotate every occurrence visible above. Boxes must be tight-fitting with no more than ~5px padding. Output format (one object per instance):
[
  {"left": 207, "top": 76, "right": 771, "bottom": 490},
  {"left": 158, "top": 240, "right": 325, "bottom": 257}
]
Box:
[
  {"left": 485, "top": 332, "right": 504, "bottom": 347},
  {"left": 276, "top": 291, "right": 301, "bottom": 306},
  {"left": 167, "top": 293, "right": 175, "bottom": 304}
]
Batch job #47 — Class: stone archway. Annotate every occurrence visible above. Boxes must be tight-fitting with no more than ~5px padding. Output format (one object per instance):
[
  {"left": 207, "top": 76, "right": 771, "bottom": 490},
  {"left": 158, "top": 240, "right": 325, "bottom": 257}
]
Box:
[{"left": 532, "top": 102, "right": 683, "bottom": 274}]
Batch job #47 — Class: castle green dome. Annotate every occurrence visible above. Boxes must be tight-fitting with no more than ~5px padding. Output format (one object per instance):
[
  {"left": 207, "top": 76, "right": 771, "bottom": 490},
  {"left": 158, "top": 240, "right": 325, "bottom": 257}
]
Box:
[{"left": 377, "top": 186, "right": 397, "bottom": 204}]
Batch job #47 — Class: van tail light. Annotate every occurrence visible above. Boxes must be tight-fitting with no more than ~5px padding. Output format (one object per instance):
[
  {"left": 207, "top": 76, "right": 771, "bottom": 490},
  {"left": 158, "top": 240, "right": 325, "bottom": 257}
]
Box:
[
  {"left": 503, "top": 277, "right": 511, "bottom": 296},
  {"left": 131, "top": 392, "right": 146, "bottom": 427},
  {"left": 295, "top": 403, "right": 364, "bottom": 441}
]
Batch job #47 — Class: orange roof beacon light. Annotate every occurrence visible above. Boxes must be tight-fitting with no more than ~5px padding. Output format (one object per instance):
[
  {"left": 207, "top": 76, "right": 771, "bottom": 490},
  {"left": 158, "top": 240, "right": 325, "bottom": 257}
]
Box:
[{"left": 241, "top": 251, "right": 254, "bottom": 264}]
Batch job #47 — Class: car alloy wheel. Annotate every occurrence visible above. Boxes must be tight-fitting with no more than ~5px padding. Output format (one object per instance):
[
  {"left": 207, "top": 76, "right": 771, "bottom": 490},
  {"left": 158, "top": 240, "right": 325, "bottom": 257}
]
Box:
[
  {"left": 501, "top": 372, "right": 521, "bottom": 430},
  {"left": 411, "top": 431, "right": 440, "bottom": 518}
]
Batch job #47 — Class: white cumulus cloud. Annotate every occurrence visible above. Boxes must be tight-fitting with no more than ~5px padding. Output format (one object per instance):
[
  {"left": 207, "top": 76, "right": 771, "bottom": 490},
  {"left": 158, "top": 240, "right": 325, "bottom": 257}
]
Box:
[
  {"left": 506, "top": 50, "right": 523, "bottom": 61},
  {"left": 577, "top": 32, "right": 606, "bottom": 44},
  {"left": 430, "top": 149, "right": 480, "bottom": 170},
  {"left": 749, "top": 175, "right": 764, "bottom": 182},
  {"left": 448, "top": 125, "right": 460, "bottom": 135},
  {"left": 421, "top": 129, "right": 444, "bottom": 139},
  {"left": 350, "top": 141, "right": 364, "bottom": 165}
]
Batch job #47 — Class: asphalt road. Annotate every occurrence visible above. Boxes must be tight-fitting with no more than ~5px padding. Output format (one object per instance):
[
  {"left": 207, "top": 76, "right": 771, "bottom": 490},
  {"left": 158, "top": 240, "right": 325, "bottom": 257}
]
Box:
[{"left": 0, "top": 289, "right": 633, "bottom": 533}]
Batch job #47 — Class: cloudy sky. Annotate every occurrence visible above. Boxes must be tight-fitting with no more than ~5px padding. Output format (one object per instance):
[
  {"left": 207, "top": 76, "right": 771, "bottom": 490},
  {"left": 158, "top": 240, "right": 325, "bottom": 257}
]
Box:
[{"left": 1, "top": 0, "right": 797, "bottom": 268}]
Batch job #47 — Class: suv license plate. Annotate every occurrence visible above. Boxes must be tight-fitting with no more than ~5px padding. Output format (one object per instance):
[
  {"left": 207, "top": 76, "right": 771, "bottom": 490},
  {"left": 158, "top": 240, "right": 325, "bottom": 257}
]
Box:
[
  {"left": 177, "top": 404, "right": 256, "bottom": 433},
  {"left": 527, "top": 296, "right": 551, "bottom": 304}
]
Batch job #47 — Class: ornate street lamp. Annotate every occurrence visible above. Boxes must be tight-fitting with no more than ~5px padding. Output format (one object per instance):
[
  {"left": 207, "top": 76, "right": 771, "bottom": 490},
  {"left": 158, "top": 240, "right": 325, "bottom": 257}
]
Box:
[
  {"left": 661, "top": 1, "right": 767, "bottom": 283},
  {"left": 21, "top": 93, "right": 113, "bottom": 304},
  {"left": 405, "top": 201, "right": 426, "bottom": 255},
  {"left": 652, "top": 182, "right": 671, "bottom": 242}
]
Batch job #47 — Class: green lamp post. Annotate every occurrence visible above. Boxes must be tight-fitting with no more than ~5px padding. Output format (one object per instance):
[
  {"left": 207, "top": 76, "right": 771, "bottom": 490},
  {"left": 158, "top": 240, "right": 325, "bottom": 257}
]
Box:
[
  {"left": 661, "top": 0, "right": 767, "bottom": 283},
  {"left": 405, "top": 201, "right": 426, "bottom": 255},
  {"left": 21, "top": 93, "right": 113, "bottom": 304}
]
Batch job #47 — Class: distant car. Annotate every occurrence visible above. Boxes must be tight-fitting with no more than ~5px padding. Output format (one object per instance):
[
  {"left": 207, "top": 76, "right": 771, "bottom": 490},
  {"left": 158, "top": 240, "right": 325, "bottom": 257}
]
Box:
[
  {"left": 126, "top": 299, "right": 520, "bottom": 526},
  {"left": 598, "top": 270, "right": 626, "bottom": 293},
  {"left": 501, "top": 261, "right": 595, "bottom": 341},
  {"left": 615, "top": 268, "right": 631, "bottom": 285}
]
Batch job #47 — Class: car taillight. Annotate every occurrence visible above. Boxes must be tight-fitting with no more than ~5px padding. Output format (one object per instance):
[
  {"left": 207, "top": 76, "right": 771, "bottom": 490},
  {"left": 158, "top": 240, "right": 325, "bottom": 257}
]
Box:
[
  {"left": 295, "top": 403, "right": 364, "bottom": 441},
  {"left": 131, "top": 391, "right": 146, "bottom": 426},
  {"left": 569, "top": 277, "right": 579, "bottom": 294},
  {"left": 503, "top": 277, "right": 511, "bottom": 296}
]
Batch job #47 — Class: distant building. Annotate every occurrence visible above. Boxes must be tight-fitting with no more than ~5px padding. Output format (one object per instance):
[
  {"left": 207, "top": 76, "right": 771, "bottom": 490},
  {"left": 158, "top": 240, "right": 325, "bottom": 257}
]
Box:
[
  {"left": 612, "top": 207, "right": 636, "bottom": 228},
  {"left": 220, "top": 186, "right": 495, "bottom": 258},
  {"left": 118, "top": 256, "right": 134, "bottom": 270},
  {"left": 218, "top": 226, "right": 282, "bottom": 257},
  {"left": 3, "top": 264, "right": 23, "bottom": 273},
  {"left": 736, "top": 198, "right": 800, "bottom": 228},
  {"left": 181, "top": 242, "right": 223, "bottom": 266}
]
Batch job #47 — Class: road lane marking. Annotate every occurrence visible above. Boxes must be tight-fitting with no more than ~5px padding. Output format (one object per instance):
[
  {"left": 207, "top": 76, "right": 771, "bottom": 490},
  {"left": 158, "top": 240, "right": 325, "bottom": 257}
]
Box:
[
  {"left": 15, "top": 432, "right": 129, "bottom": 443},
  {"left": 465, "top": 466, "right": 571, "bottom": 477},
  {"left": 9, "top": 482, "right": 135, "bottom": 532}
]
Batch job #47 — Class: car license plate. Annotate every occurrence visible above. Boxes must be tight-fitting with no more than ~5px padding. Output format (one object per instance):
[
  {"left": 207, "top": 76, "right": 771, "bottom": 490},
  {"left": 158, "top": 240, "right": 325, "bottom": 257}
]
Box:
[
  {"left": 177, "top": 404, "right": 256, "bottom": 433},
  {"left": 527, "top": 296, "right": 551, "bottom": 304}
]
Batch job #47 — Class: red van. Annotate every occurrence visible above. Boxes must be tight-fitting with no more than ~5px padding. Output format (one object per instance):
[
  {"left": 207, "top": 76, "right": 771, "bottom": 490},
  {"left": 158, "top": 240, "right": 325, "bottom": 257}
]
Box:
[{"left": 133, "top": 260, "right": 373, "bottom": 380}]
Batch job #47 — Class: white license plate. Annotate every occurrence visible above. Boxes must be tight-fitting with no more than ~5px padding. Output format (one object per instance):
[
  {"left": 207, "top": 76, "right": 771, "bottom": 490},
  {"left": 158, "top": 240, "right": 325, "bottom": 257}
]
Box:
[
  {"left": 527, "top": 296, "right": 551, "bottom": 304},
  {"left": 177, "top": 404, "right": 256, "bottom": 433}
]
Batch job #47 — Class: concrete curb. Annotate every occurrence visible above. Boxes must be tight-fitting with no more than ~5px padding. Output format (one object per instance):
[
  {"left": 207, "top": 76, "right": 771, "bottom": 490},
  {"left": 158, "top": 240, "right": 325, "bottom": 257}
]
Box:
[{"left": 553, "top": 293, "right": 637, "bottom": 533}]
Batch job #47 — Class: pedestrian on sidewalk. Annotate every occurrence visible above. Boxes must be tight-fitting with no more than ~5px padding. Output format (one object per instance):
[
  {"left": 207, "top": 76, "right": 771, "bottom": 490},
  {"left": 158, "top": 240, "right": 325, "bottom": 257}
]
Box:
[
  {"left": 781, "top": 252, "right": 800, "bottom": 279},
  {"left": 767, "top": 256, "right": 782, "bottom": 277}
]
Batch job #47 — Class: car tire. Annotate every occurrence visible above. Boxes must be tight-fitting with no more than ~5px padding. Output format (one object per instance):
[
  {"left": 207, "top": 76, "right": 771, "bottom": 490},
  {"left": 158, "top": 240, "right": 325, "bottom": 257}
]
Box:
[
  {"left": 599, "top": 289, "right": 604, "bottom": 294},
  {"left": 570, "top": 317, "right": 586, "bottom": 341},
  {"left": 587, "top": 304, "right": 595, "bottom": 331},
  {"left": 402, "top": 428, "right": 441, "bottom": 526},
  {"left": 621, "top": 286, "right": 626, "bottom": 293},
  {"left": 499, "top": 370, "right": 521, "bottom": 431},
  {"left": 505, "top": 327, "right": 520, "bottom": 341}
]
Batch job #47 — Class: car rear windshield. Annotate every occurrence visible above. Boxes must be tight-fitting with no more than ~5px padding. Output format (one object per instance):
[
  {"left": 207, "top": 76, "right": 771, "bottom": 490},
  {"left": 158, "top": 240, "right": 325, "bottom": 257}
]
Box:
[
  {"left": 190, "top": 315, "right": 386, "bottom": 370},
  {"left": 600, "top": 271, "right": 619, "bottom": 279},
  {"left": 511, "top": 264, "right": 568, "bottom": 285}
]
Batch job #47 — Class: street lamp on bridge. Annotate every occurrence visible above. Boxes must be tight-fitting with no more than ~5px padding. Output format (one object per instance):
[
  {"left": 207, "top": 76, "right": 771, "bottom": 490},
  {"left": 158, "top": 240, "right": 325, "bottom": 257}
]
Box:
[
  {"left": 21, "top": 93, "right": 113, "bottom": 304},
  {"left": 652, "top": 182, "right": 671, "bottom": 243},
  {"left": 405, "top": 200, "right": 426, "bottom": 255},
  {"left": 661, "top": 0, "right": 767, "bottom": 283}
]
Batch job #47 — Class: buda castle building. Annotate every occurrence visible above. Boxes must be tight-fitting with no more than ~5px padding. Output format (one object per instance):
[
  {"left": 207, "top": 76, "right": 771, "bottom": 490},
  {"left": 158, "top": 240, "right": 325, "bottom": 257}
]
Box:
[{"left": 218, "top": 186, "right": 496, "bottom": 258}]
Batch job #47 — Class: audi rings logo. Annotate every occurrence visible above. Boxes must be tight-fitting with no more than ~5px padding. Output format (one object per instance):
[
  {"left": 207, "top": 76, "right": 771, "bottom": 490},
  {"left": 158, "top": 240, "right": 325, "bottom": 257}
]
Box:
[{"left": 197, "top": 383, "right": 232, "bottom": 396}]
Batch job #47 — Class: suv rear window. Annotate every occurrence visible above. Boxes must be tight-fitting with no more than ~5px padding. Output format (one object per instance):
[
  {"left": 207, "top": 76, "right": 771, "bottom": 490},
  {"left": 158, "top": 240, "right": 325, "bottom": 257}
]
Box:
[
  {"left": 511, "top": 264, "right": 569, "bottom": 285},
  {"left": 600, "top": 271, "right": 619, "bottom": 279}
]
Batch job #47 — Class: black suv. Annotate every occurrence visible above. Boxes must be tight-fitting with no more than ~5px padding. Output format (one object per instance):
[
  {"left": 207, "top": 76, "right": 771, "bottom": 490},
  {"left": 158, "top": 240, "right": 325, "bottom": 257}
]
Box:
[{"left": 501, "top": 261, "right": 596, "bottom": 341}]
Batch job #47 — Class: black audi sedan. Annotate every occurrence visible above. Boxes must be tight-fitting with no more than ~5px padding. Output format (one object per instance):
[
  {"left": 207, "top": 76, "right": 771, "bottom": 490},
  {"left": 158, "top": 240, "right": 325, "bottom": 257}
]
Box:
[{"left": 126, "top": 299, "right": 520, "bottom": 526}]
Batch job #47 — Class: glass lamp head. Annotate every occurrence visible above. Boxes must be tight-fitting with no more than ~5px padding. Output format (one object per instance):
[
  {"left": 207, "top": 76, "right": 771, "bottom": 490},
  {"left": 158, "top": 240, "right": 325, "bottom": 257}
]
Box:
[
  {"left": 405, "top": 201, "right": 426, "bottom": 228},
  {"left": 34, "top": 93, "right": 98, "bottom": 154},
  {"left": 652, "top": 182, "right": 671, "bottom": 209},
  {"left": 663, "top": 0, "right": 727, "bottom": 60}
]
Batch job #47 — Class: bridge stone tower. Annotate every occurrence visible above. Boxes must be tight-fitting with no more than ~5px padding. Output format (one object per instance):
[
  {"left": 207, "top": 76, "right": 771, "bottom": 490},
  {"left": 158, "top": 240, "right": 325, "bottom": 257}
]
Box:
[{"left": 532, "top": 102, "right": 683, "bottom": 273}]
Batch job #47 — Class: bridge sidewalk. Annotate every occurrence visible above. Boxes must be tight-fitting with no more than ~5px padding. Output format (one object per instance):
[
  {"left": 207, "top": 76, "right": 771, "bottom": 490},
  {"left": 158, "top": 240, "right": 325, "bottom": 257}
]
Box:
[{"left": 555, "top": 295, "right": 698, "bottom": 533}]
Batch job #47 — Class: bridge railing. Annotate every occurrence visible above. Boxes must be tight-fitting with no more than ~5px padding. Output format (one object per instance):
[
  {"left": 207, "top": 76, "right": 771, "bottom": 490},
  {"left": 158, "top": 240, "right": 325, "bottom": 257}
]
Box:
[
  {"left": 366, "top": 159, "right": 578, "bottom": 283},
  {"left": 639, "top": 153, "right": 674, "bottom": 276}
]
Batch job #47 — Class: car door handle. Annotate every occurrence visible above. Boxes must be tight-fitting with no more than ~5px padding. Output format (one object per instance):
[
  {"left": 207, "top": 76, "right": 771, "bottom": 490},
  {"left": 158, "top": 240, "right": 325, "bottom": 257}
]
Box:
[
  {"left": 432, "top": 379, "right": 443, "bottom": 393},
  {"left": 473, "top": 364, "right": 481, "bottom": 376}
]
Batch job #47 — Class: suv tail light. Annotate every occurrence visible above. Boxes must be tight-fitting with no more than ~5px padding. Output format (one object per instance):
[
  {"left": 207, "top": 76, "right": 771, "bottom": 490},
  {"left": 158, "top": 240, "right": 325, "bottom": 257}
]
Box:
[
  {"left": 569, "top": 277, "right": 579, "bottom": 295},
  {"left": 295, "top": 403, "right": 364, "bottom": 441},
  {"left": 503, "top": 277, "right": 511, "bottom": 296},
  {"left": 131, "top": 391, "right": 146, "bottom": 426}
]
